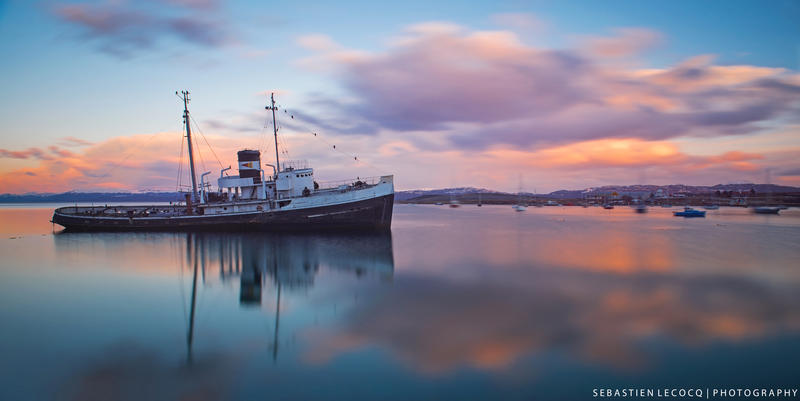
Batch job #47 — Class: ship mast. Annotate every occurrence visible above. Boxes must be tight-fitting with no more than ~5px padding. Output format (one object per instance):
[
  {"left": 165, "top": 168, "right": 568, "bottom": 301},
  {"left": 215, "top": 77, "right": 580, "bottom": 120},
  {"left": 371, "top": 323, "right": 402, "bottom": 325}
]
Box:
[
  {"left": 265, "top": 93, "right": 280, "bottom": 174},
  {"left": 179, "top": 90, "right": 200, "bottom": 203}
]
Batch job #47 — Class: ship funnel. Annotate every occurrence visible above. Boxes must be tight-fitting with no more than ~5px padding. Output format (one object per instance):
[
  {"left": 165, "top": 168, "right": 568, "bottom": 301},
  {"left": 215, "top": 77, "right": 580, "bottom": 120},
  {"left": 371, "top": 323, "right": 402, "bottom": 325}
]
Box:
[{"left": 237, "top": 149, "right": 262, "bottom": 183}]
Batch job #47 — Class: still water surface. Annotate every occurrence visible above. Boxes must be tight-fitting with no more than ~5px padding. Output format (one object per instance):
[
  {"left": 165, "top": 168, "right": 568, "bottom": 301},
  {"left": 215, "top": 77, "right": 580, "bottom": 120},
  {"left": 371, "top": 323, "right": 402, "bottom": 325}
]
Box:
[{"left": 1, "top": 205, "right": 799, "bottom": 400}]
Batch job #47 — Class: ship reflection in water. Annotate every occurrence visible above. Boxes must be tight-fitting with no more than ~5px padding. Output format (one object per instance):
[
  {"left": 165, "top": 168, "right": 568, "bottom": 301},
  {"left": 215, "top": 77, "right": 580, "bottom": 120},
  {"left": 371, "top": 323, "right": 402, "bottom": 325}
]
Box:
[
  {"left": 180, "top": 232, "right": 395, "bottom": 364},
  {"left": 0, "top": 205, "right": 799, "bottom": 400}
]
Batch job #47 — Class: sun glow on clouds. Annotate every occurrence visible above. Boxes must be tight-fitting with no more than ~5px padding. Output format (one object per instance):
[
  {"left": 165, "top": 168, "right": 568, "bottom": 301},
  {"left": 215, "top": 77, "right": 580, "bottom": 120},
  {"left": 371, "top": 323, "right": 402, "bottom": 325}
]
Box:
[
  {"left": 0, "top": 132, "right": 246, "bottom": 193},
  {"left": 2, "top": 14, "right": 799, "bottom": 193},
  {"left": 286, "top": 18, "right": 800, "bottom": 190}
]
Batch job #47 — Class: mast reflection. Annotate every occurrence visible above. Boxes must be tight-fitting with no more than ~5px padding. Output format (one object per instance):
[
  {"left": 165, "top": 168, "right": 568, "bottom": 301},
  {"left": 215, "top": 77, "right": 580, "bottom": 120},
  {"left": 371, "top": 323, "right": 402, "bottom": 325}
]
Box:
[{"left": 186, "top": 233, "right": 199, "bottom": 365}]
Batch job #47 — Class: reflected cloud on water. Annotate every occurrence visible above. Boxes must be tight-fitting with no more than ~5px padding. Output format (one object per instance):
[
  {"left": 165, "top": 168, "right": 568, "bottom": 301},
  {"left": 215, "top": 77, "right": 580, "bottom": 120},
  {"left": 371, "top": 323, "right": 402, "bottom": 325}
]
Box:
[
  {"left": 27, "top": 208, "right": 800, "bottom": 399},
  {"left": 50, "top": 228, "right": 800, "bottom": 378},
  {"left": 304, "top": 268, "right": 800, "bottom": 374}
]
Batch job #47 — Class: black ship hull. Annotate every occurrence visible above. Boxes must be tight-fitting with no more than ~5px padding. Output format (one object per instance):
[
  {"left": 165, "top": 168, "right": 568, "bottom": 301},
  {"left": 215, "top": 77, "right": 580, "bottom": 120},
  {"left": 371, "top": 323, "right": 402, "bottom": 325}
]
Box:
[{"left": 53, "top": 194, "right": 394, "bottom": 232}]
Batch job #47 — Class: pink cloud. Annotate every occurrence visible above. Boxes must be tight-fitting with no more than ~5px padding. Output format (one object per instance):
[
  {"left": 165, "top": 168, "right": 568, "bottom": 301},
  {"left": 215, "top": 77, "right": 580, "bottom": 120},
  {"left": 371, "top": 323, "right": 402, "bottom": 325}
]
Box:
[
  {"left": 293, "top": 23, "right": 799, "bottom": 152},
  {"left": 582, "top": 27, "right": 663, "bottom": 57},
  {"left": 0, "top": 147, "right": 52, "bottom": 160}
]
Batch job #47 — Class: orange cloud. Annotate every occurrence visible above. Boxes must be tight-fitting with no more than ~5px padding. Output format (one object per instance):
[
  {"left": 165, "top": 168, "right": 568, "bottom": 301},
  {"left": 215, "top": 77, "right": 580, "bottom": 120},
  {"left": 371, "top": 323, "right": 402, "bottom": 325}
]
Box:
[
  {"left": 0, "top": 132, "right": 243, "bottom": 193},
  {"left": 0, "top": 129, "right": 796, "bottom": 194},
  {"left": 303, "top": 271, "right": 800, "bottom": 374},
  {"left": 528, "top": 139, "right": 686, "bottom": 168}
]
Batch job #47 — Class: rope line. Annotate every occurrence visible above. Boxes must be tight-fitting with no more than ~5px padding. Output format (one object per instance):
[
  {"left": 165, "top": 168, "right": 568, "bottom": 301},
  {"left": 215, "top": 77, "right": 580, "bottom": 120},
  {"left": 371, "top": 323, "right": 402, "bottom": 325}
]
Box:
[
  {"left": 176, "top": 132, "right": 185, "bottom": 192},
  {"left": 280, "top": 107, "right": 386, "bottom": 174},
  {"left": 189, "top": 114, "right": 225, "bottom": 170},
  {"left": 193, "top": 133, "right": 208, "bottom": 176}
]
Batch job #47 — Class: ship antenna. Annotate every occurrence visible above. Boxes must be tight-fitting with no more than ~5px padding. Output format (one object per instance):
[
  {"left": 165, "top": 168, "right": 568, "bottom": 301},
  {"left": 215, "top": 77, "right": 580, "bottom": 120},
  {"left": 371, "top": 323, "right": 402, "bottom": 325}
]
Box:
[
  {"left": 266, "top": 93, "right": 280, "bottom": 174},
  {"left": 178, "top": 90, "right": 200, "bottom": 203}
]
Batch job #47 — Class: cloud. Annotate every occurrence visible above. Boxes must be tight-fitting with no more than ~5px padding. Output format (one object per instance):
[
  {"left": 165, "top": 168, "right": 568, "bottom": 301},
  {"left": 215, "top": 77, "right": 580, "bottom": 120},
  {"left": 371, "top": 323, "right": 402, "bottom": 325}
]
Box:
[
  {"left": 204, "top": 118, "right": 261, "bottom": 133},
  {"left": 0, "top": 147, "right": 53, "bottom": 160},
  {"left": 777, "top": 167, "right": 800, "bottom": 176},
  {"left": 0, "top": 132, "right": 247, "bottom": 193},
  {"left": 295, "top": 23, "right": 800, "bottom": 152},
  {"left": 166, "top": 17, "right": 229, "bottom": 47},
  {"left": 490, "top": 12, "right": 546, "bottom": 33},
  {"left": 58, "top": 136, "right": 94, "bottom": 147},
  {"left": 153, "top": 0, "right": 220, "bottom": 10},
  {"left": 61, "top": 342, "right": 241, "bottom": 401},
  {"left": 52, "top": 1, "right": 234, "bottom": 57},
  {"left": 581, "top": 27, "right": 663, "bottom": 58},
  {"left": 343, "top": 30, "right": 590, "bottom": 131},
  {"left": 48, "top": 145, "right": 76, "bottom": 158},
  {"left": 296, "top": 34, "right": 341, "bottom": 52},
  {"left": 0, "top": 145, "right": 77, "bottom": 160}
]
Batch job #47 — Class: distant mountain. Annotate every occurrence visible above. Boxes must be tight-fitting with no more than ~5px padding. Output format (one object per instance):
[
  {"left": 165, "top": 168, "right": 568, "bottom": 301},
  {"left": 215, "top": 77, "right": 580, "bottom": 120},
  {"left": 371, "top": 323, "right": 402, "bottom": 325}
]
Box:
[
  {"left": 399, "top": 183, "right": 800, "bottom": 202},
  {"left": 0, "top": 192, "right": 184, "bottom": 203},
  {"left": 560, "top": 183, "right": 800, "bottom": 198},
  {"left": 2, "top": 183, "right": 798, "bottom": 203},
  {"left": 395, "top": 187, "right": 500, "bottom": 201}
]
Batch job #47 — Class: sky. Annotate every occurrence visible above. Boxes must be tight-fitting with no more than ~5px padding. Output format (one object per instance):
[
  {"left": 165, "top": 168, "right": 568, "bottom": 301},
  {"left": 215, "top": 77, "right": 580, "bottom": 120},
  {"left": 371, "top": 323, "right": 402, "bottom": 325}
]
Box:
[{"left": 0, "top": 0, "right": 799, "bottom": 193}]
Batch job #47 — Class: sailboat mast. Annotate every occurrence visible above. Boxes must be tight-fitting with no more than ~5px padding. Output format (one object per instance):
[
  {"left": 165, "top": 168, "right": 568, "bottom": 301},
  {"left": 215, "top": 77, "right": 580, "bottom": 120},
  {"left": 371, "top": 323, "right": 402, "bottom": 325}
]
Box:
[
  {"left": 266, "top": 93, "right": 280, "bottom": 174},
  {"left": 180, "top": 90, "right": 200, "bottom": 203}
]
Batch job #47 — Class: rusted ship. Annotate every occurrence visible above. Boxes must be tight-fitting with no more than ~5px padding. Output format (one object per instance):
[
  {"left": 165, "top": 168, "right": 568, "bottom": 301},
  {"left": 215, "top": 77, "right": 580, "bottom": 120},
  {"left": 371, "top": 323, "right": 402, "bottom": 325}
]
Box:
[{"left": 52, "top": 92, "right": 394, "bottom": 232}]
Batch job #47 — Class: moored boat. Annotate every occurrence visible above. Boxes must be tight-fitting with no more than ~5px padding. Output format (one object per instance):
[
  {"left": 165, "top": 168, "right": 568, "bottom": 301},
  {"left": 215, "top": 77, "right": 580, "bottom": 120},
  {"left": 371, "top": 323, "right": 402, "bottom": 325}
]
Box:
[
  {"left": 512, "top": 175, "right": 527, "bottom": 211},
  {"left": 753, "top": 207, "right": 780, "bottom": 215},
  {"left": 52, "top": 92, "right": 394, "bottom": 232},
  {"left": 448, "top": 192, "right": 460, "bottom": 208},
  {"left": 674, "top": 207, "right": 705, "bottom": 217}
]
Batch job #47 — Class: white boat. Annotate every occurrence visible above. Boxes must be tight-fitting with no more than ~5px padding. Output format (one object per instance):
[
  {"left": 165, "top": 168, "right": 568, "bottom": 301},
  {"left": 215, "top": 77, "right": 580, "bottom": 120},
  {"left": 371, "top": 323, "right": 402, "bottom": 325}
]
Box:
[{"left": 512, "top": 175, "right": 527, "bottom": 212}]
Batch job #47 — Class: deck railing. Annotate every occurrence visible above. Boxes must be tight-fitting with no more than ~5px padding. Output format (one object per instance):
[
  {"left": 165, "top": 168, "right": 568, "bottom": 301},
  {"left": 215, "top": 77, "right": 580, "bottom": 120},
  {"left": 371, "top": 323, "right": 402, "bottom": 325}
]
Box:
[
  {"left": 316, "top": 176, "right": 381, "bottom": 191},
  {"left": 57, "top": 204, "right": 188, "bottom": 217}
]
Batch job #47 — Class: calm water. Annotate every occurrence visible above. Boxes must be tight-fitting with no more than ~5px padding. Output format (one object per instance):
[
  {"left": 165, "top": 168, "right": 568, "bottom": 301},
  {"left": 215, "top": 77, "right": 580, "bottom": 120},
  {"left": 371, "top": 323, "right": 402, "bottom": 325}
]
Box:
[{"left": 1, "top": 204, "right": 799, "bottom": 400}]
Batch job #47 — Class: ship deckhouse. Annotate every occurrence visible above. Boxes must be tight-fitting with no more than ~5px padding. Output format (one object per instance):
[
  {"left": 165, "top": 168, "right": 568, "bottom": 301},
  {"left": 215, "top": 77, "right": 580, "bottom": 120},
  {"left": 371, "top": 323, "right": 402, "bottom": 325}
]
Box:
[{"left": 213, "top": 150, "right": 317, "bottom": 203}]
